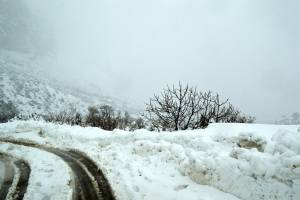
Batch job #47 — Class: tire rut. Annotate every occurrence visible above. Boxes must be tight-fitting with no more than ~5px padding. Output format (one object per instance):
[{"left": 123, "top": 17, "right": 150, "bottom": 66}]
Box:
[
  {"left": 13, "top": 160, "right": 30, "bottom": 200},
  {"left": 0, "top": 139, "right": 115, "bottom": 200},
  {"left": 0, "top": 153, "right": 30, "bottom": 200},
  {"left": 0, "top": 154, "right": 14, "bottom": 200}
]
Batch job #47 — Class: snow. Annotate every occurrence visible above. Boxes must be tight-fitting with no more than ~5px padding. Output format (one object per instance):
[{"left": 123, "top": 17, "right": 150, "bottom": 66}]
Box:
[
  {"left": 0, "top": 50, "right": 141, "bottom": 116},
  {"left": 0, "top": 160, "right": 4, "bottom": 188},
  {"left": 0, "top": 121, "right": 300, "bottom": 200},
  {"left": 0, "top": 53, "right": 88, "bottom": 116},
  {"left": 0, "top": 141, "right": 73, "bottom": 200}
]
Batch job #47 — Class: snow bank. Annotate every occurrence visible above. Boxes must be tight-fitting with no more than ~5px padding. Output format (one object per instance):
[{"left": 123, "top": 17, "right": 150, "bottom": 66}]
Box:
[{"left": 0, "top": 121, "right": 299, "bottom": 200}]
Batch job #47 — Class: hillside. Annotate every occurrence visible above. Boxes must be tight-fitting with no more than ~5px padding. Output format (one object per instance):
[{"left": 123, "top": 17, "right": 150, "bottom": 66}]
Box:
[{"left": 0, "top": 50, "right": 136, "bottom": 116}]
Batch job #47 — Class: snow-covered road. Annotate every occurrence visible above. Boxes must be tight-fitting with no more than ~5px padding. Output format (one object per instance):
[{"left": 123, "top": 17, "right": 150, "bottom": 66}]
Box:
[
  {"left": 0, "top": 153, "right": 30, "bottom": 200},
  {"left": 0, "top": 139, "right": 115, "bottom": 200},
  {"left": 0, "top": 154, "right": 15, "bottom": 199},
  {"left": 0, "top": 141, "right": 72, "bottom": 200}
]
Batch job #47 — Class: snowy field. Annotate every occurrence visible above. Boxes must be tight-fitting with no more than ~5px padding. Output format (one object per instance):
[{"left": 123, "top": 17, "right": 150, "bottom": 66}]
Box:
[{"left": 0, "top": 121, "right": 300, "bottom": 200}]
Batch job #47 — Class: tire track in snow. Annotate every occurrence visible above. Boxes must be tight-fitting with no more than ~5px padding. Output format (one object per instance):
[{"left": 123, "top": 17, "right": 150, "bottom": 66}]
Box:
[
  {"left": 13, "top": 160, "right": 30, "bottom": 200},
  {"left": 0, "top": 154, "right": 14, "bottom": 200},
  {"left": 0, "top": 139, "right": 115, "bottom": 200},
  {"left": 0, "top": 153, "right": 30, "bottom": 200}
]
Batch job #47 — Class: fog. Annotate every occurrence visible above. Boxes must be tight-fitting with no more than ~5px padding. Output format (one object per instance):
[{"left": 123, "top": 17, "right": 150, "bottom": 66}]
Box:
[{"left": 6, "top": 0, "right": 300, "bottom": 122}]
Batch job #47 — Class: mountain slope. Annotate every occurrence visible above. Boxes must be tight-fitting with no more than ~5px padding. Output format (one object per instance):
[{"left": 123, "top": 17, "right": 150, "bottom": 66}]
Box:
[{"left": 0, "top": 51, "right": 137, "bottom": 116}]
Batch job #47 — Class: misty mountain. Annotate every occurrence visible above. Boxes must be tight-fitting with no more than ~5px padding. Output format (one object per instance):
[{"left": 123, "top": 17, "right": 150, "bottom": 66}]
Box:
[
  {"left": 0, "top": 50, "right": 139, "bottom": 116},
  {"left": 0, "top": 0, "right": 48, "bottom": 54},
  {"left": 0, "top": 1, "right": 139, "bottom": 117}
]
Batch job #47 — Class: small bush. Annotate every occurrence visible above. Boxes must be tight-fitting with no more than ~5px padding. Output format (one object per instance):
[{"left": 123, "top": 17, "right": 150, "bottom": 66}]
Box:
[
  {"left": 0, "top": 100, "right": 18, "bottom": 123},
  {"left": 43, "top": 111, "right": 83, "bottom": 126},
  {"left": 43, "top": 104, "right": 83, "bottom": 126},
  {"left": 86, "top": 105, "right": 118, "bottom": 130},
  {"left": 86, "top": 105, "right": 146, "bottom": 131},
  {"left": 129, "top": 117, "right": 146, "bottom": 131}
]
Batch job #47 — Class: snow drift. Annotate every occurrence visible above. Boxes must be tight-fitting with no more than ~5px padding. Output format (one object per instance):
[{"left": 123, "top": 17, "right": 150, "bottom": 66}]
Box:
[{"left": 0, "top": 121, "right": 299, "bottom": 200}]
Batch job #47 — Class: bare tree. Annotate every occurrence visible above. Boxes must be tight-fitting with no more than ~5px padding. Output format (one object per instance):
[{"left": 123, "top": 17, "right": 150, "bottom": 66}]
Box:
[
  {"left": 212, "top": 94, "right": 229, "bottom": 122},
  {"left": 145, "top": 83, "right": 254, "bottom": 131},
  {"left": 223, "top": 104, "right": 255, "bottom": 123},
  {"left": 145, "top": 83, "right": 203, "bottom": 131},
  {"left": 193, "top": 91, "right": 215, "bottom": 129}
]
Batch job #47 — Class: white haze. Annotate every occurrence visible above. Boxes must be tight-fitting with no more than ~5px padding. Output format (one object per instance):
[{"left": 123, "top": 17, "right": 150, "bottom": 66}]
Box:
[{"left": 19, "top": 0, "right": 300, "bottom": 122}]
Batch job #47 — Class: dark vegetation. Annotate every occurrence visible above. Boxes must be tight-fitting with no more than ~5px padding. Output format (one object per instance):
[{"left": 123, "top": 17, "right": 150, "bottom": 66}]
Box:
[
  {"left": 276, "top": 112, "right": 300, "bottom": 125},
  {"left": 43, "top": 105, "right": 145, "bottom": 131},
  {"left": 43, "top": 105, "right": 83, "bottom": 126},
  {"left": 145, "top": 83, "right": 254, "bottom": 131},
  {"left": 0, "top": 100, "right": 19, "bottom": 123},
  {"left": 0, "top": 83, "right": 254, "bottom": 131}
]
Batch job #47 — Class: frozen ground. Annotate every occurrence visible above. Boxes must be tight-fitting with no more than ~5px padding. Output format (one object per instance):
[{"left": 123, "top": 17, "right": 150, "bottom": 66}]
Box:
[{"left": 0, "top": 120, "right": 300, "bottom": 200}]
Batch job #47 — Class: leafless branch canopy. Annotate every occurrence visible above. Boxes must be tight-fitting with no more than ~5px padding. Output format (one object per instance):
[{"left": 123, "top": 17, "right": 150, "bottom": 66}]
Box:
[{"left": 145, "top": 83, "right": 254, "bottom": 131}]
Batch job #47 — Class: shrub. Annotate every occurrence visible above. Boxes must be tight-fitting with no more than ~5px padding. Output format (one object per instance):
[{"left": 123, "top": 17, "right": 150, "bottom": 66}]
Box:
[
  {"left": 129, "top": 117, "right": 146, "bottom": 131},
  {"left": 86, "top": 105, "right": 118, "bottom": 130},
  {"left": 0, "top": 100, "right": 18, "bottom": 123},
  {"left": 43, "top": 104, "right": 83, "bottom": 126}
]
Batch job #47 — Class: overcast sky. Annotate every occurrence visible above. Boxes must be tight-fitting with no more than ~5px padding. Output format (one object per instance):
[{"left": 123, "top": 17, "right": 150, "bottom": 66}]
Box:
[{"left": 25, "top": 0, "right": 300, "bottom": 122}]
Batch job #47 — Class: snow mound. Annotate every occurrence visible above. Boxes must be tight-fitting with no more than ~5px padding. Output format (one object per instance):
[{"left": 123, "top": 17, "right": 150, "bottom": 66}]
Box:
[{"left": 0, "top": 121, "right": 299, "bottom": 200}]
